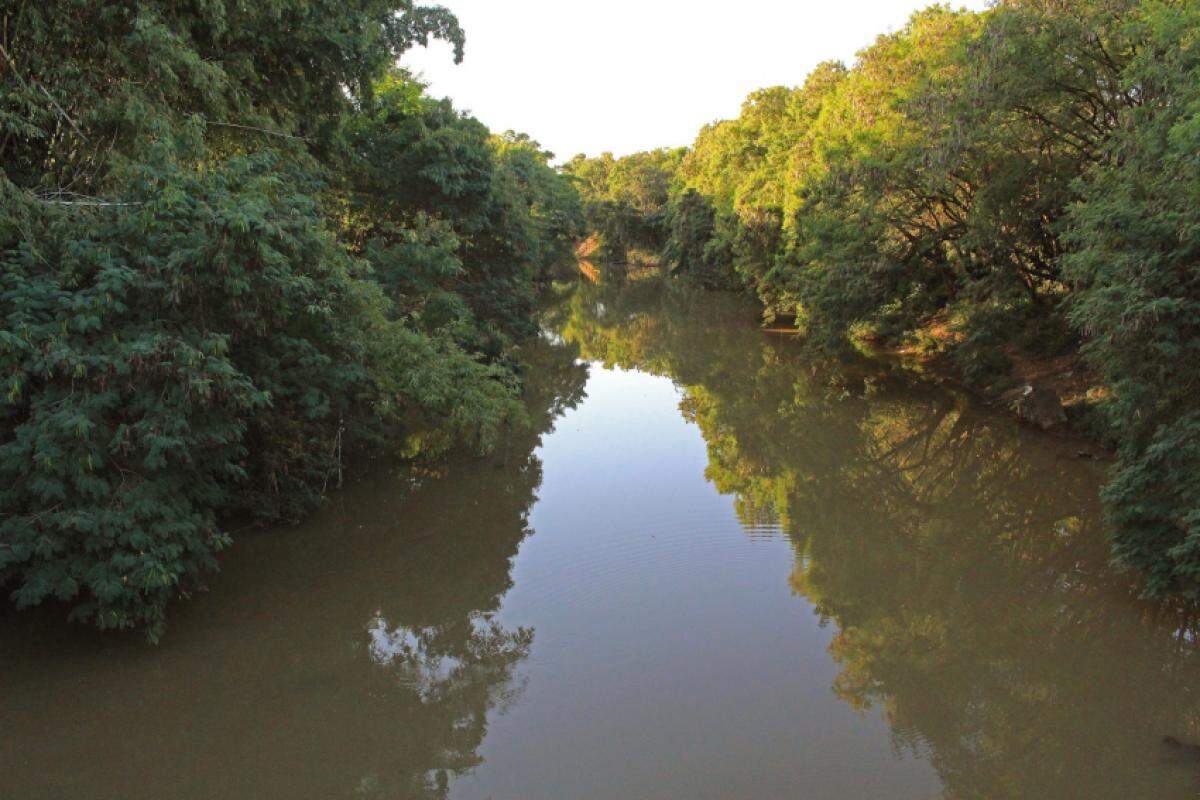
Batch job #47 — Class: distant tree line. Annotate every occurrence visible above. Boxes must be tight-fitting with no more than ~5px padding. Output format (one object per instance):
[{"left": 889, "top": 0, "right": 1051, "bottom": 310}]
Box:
[
  {"left": 0, "top": 0, "right": 584, "bottom": 637},
  {"left": 566, "top": 0, "right": 1200, "bottom": 600}
]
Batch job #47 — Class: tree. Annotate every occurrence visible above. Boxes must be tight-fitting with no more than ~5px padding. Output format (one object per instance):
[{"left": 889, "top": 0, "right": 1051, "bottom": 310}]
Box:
[
  {"left": 1063, "top": 0, "right": 1200, "bottom": 597},
  {"left": 0, "top": 1, "right": 581, "bottom": 635},
  {"left": 564, "top": 148, "right": 683, "bottom": 264}
]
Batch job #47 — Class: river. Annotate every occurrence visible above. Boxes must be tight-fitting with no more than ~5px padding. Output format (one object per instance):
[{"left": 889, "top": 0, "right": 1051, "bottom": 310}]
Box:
[{"left": 3, "top": 277, "right": 1199, "bottom": 799}]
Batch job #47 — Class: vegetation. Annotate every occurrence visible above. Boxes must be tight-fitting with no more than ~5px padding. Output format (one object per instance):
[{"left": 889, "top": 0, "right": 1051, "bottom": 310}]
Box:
[
  {"left": 1, "top": 327, "right": 589, "bottom": 797},
  {"left": 0, "top": 0, "right": 583, "bottom": 637},
  {"left": 563, "top": 148, "right": 683, "bottom": 265},
  {"left": 567, "top": 1, "right": 1200, "bottom": 601},
  {"left": 6, "top": 0, "right": 1200, "bottom": 631}
]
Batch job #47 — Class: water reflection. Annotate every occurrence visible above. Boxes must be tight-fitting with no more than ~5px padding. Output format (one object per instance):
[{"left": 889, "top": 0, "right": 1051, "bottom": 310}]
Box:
[
  {"left": 548, "top": 277, "right": 1200, "bottom": 799},
  {"left": 7, "top": 276, "right": 1200, "bottom": 799},
  {"left": 0, "top": 334, "right": 588, "bottom": 800}
]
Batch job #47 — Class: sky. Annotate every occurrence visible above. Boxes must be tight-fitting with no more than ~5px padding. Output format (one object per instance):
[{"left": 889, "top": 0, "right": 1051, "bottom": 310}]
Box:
[{"left": 402, "top": 0, "right": 990, "bottom": 161}]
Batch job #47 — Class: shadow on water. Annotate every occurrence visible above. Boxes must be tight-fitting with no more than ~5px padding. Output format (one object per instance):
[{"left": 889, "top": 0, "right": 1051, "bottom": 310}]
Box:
[
  {"left": 0, "top": 334, "right": 588, "bottom": 800},
  {"left": 546, "top": 276, "right": 1200, "bottom": 799}
]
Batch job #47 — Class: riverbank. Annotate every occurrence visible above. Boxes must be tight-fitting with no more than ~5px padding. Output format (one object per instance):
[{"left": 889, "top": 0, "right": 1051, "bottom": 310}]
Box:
[
  {"left": 607, "top": 263, "right": 1114, "bottom": 457},
  {"left": 862, "top": 321, "right": 1113, "bottom": 456}
]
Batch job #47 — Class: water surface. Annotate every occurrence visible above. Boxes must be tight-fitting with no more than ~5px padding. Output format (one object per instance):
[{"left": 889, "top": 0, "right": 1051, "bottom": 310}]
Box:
[{"left": 4, "top": 278, "right": 1200, "bottom": 799}]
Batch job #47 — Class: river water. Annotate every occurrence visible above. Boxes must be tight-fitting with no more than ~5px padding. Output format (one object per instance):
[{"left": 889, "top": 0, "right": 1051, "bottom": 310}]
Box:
[{"left": 4, "top": 277, "right": 1200, "bottom": 799}]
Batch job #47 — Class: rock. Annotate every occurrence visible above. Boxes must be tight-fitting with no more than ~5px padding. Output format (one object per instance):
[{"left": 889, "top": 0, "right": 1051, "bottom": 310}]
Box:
[{"left": 1006, "top": 383, "right": 1067, "bottom": 430}]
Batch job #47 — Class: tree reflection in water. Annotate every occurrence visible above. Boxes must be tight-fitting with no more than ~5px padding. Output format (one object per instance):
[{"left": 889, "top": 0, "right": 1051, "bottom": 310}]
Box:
[
  {"left": 0, "top": 333, "right": 588, "bottom": 800},
  {"left": 549, "top": 276, "right": 1200, "bottom": 800},
  {"left": 7, "top": 277, "right": 1200, "bottom": 799}
]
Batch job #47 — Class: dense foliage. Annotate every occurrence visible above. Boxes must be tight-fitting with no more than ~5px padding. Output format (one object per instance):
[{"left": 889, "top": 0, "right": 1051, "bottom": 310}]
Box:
[
  {"left": 568, "top": 1, "right": 1200, "bottom": 600},
  {"left": 0, "top": 1, "right": 583, "bottom": 636},
  {"left": 1062, "top": 1, "right": 1200, "bottom": 595},
  {"left": 2, "top": 326, "right": 589, "bottom": 797},
  {"left": 7, "top": 0, "right": 1200, "bottom": 628},
  {"left": 563, "top": 148, "right": 683, "bottom": 265}
]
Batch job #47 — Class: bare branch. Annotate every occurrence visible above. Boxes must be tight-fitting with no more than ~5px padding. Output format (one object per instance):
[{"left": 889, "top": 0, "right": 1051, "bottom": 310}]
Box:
[
  {"left": 30, "top": 189, "right": 142, "bottom": 208},
  {"left": 0, "top": 42, "right": 88, "bottom": 142},
  {"left": 205, "top": 120, "right": 311, "bottom": 142}
]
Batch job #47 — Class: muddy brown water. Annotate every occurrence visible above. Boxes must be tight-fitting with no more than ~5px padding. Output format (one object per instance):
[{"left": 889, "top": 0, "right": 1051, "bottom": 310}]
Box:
[{"left": 4, "top": 279, "right": 1200, "bottom": 799}]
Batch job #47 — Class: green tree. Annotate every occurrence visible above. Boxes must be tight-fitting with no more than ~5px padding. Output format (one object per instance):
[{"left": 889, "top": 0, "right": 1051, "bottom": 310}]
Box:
[
  {"left": 0, "top": 1, "right": 581, "bottom": 636},
  {"left": 564, "top": 148, "right": 683, "bottom": 264},
  {"left": 1063, "top": 0, "right": 1200, "bottom": 597}
]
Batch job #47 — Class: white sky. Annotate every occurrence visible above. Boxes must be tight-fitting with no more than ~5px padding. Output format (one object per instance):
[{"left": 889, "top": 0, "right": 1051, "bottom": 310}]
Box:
[{"left": 402, "top": 0, "right": 991, "bottom": 161}]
